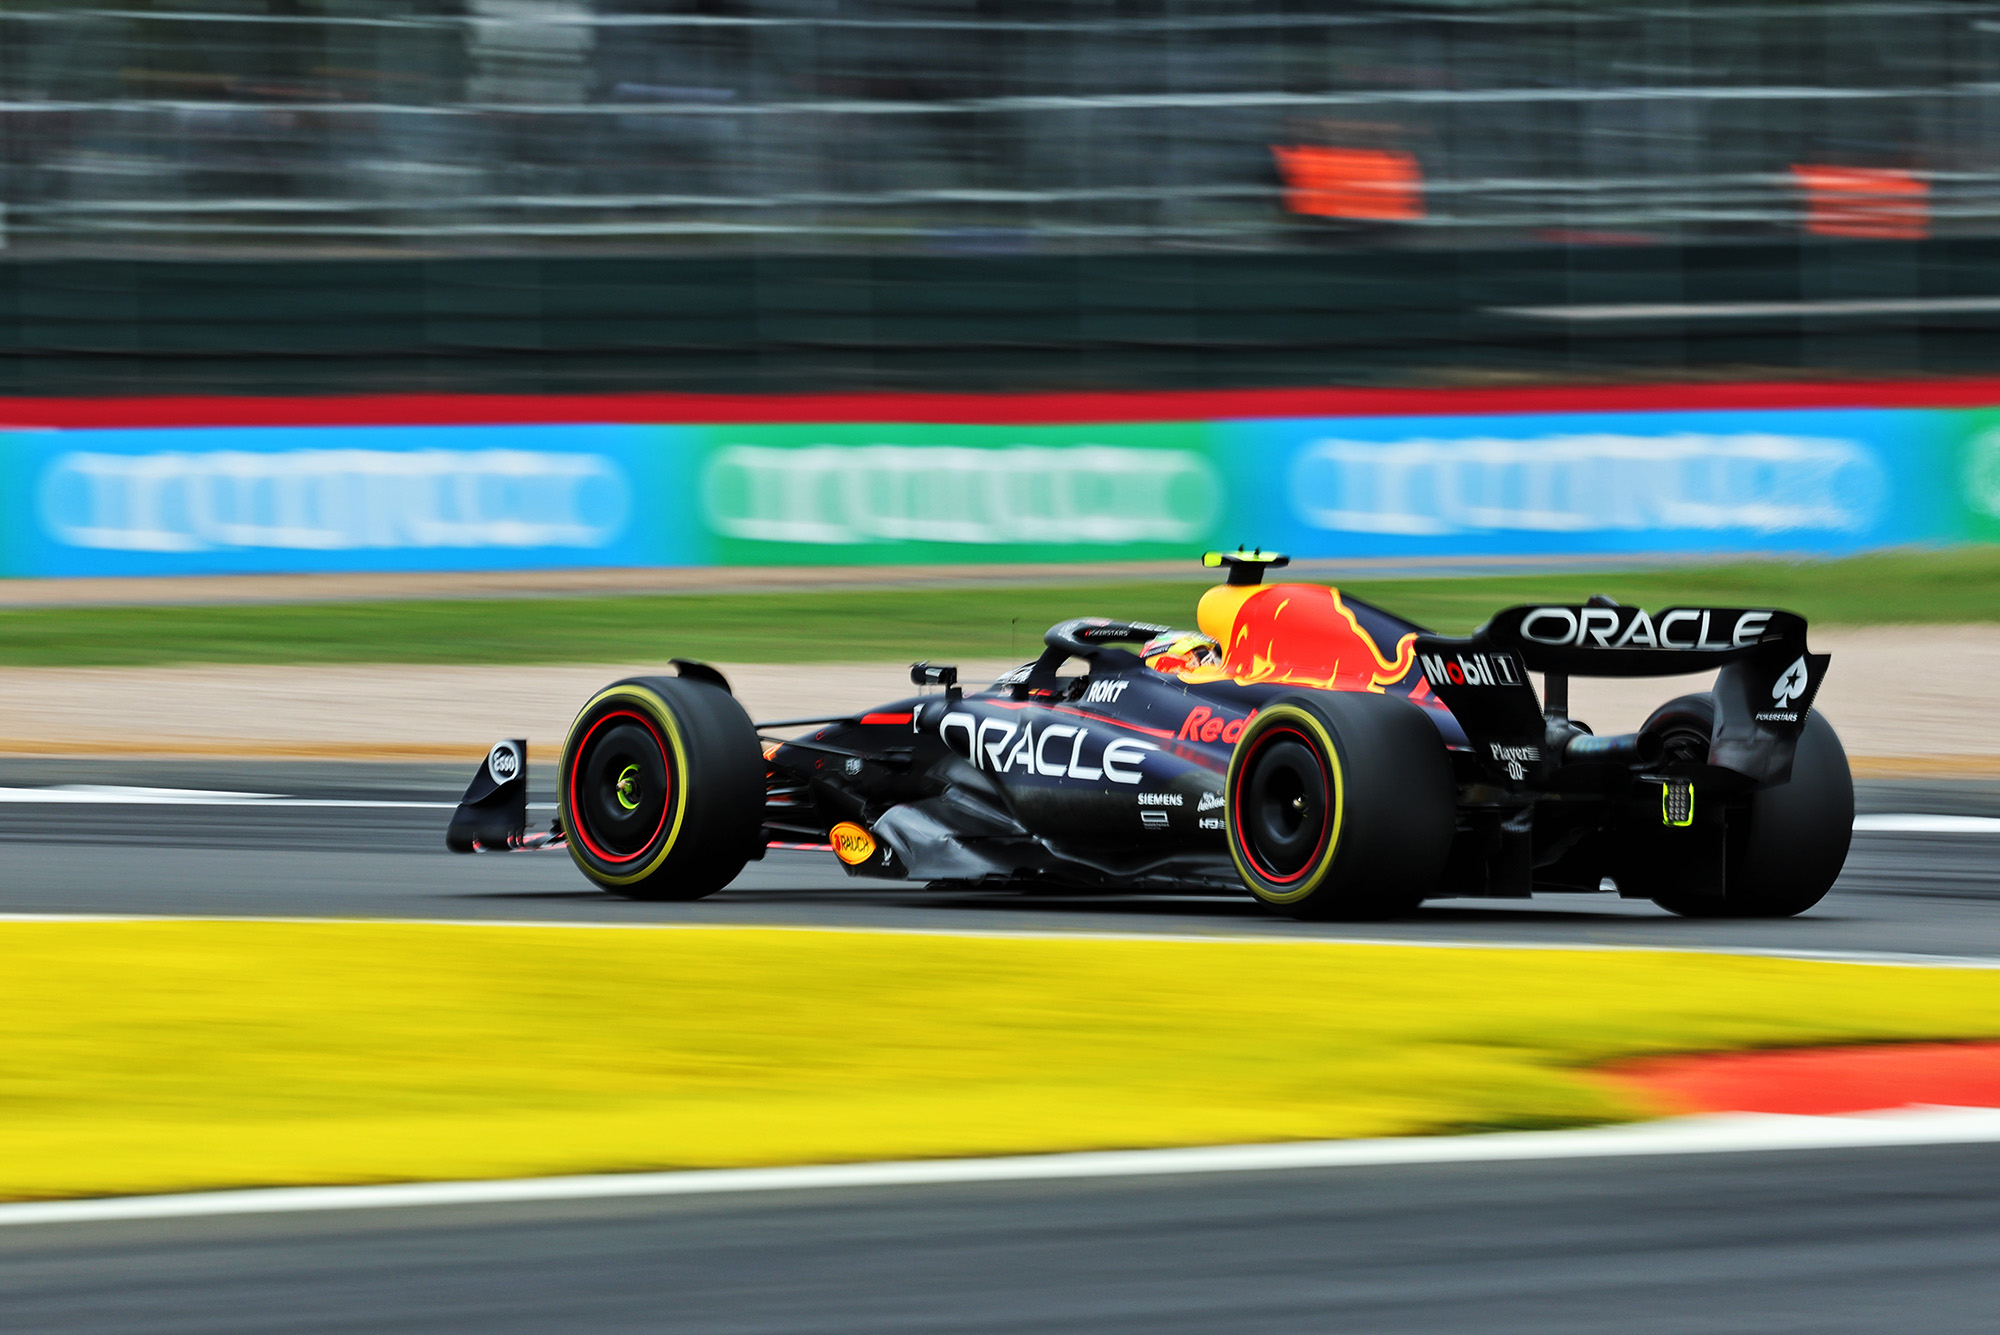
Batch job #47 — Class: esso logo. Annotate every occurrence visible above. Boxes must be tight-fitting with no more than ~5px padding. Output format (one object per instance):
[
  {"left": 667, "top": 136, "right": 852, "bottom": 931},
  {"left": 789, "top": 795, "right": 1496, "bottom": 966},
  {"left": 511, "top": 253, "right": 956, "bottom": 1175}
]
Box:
[{"left": 487, "top": 741, "right": 522, "bottom": 784}]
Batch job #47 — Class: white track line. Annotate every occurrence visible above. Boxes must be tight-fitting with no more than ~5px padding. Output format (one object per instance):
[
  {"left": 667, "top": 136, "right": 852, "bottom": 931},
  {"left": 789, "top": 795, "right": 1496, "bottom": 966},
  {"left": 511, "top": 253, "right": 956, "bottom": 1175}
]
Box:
[
  {"left": 0, "top": 786, "right": 560, "bottom": 810},
  {"left": 0, "top": 785, "right": 451, "bottom": 808},
  {"left": 4, "top": 1107, "right": 1999, "bottom": 1229}
]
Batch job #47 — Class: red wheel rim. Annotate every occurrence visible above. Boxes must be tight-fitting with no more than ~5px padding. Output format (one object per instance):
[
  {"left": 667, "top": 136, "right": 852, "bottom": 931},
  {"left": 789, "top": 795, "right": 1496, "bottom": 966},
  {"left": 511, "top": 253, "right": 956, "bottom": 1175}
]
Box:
[
  {"left": 1231, "top": 723, "right": 1334, "bottom": 885},
  {"left": 567, "top": 708, "right": 673, "bottom": 864}
]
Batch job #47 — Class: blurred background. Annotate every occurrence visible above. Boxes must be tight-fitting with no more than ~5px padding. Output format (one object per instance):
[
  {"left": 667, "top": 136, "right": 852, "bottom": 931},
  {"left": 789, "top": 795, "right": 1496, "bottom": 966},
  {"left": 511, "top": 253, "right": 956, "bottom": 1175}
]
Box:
[
  {"left": 5, "top": 16, "right": 2000, "bottom": 1333},
  {"left": 7, "top": 0, "right": 2000, "bottom": 394}
]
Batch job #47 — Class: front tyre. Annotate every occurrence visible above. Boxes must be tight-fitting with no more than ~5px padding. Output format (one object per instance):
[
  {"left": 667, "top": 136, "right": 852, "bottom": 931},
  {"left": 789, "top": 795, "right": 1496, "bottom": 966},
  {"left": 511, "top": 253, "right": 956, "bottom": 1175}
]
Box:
[
  {"left": 560, "top": 676, "right": 764, "bottom": 900},
  {"left": 1226, "top": 692, "right": 1454, "bottom": 920}
]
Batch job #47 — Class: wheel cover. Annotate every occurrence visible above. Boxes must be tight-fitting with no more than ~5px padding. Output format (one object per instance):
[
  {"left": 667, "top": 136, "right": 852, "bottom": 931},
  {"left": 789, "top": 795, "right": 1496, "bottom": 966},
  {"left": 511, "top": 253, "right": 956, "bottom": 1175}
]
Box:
[
  {"left": 1233, "top": 725, "right": 1334, "bottom": 885},
  {"left": 569, "top": 709, "right": 673, "bottom": 863}
]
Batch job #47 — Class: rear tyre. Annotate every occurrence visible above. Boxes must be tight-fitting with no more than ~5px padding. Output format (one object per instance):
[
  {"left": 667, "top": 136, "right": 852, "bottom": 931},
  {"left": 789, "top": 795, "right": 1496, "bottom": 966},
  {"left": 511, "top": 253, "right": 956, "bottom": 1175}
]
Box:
[
  {"left": 1644, "top": 695, "right": 1853, "bottom": 919},
  {"left": 560, "top": 676, "right": 764, "bottom": 900},
  {"left": 1225, "top": 692, "right": 1454, "bottom": 920}
]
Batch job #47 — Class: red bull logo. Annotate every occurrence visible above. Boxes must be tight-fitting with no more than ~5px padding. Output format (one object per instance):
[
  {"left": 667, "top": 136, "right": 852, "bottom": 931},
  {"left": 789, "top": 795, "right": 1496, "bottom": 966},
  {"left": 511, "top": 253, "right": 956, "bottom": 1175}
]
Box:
[
  {"left": 1181, "top": 584, "right": 1417, "bottom": 692},
  {"left": 1178, "top": 706, "right": 1257, "bottom": 743}
]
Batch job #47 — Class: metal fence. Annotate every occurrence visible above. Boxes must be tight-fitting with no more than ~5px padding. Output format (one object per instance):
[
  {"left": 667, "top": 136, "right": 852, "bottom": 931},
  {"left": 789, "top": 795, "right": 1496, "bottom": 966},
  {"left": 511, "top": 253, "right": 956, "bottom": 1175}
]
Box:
[{"left": 5, "top": 1, "right": 2000, "bottom": 257}]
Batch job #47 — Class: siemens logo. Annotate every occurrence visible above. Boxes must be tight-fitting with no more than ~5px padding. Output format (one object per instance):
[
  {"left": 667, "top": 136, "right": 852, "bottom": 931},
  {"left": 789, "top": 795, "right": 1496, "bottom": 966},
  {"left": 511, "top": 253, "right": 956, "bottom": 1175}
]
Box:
[
  {"left": 1289, "top": 431, "right": 1883, "bottom": 536},
  {"left": 702, "top": 444, "right": 1220, "bottom": 547},
  {"left": 38, "top": 448, "right": 630, "bottom": 553}
]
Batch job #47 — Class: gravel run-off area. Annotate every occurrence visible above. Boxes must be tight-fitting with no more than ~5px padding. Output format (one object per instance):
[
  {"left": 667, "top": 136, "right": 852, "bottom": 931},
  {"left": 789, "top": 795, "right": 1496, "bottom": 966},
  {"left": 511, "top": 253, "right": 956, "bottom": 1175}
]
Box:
[{"left": 0, "top": 627, "right": 1992, "bottom": 774}]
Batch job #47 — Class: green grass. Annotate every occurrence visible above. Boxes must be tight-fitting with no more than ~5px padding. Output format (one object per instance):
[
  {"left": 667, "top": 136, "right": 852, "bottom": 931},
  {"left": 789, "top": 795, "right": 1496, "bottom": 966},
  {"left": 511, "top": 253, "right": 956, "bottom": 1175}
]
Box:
[{"left": 2, "top": 548, "right": 1997, "bottom": 667}]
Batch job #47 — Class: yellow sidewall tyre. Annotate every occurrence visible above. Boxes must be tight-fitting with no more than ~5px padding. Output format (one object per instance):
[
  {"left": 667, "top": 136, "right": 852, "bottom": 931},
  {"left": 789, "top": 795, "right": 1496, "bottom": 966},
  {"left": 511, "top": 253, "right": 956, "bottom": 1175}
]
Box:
[
  {"left": 559, "top": 676, "right": 764, "bottom": 901},
  {"left": 1226, "top": 691, "right": 1454, "bottom": 920}
]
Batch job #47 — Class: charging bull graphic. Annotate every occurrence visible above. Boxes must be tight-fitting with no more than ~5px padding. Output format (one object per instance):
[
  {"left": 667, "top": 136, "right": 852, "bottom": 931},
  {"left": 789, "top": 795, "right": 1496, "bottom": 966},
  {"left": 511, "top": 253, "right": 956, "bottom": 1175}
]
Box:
[{"left": 1180, "top": 584, "right": 1419, "bottom": 692}]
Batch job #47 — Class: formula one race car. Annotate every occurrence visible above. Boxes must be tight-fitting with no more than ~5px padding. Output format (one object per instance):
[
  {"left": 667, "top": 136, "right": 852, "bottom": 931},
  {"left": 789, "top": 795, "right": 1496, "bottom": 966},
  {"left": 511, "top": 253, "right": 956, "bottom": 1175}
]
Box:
[{"left": 448, "top": 550, "right": 1852, "bottom": 920}]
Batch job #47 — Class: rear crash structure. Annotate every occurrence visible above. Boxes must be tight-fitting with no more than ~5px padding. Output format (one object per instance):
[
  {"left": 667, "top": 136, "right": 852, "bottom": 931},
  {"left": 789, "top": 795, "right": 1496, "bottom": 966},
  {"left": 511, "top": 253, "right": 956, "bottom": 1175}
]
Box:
[{"left": 448, "top": 552, "right": 1853, "bottom": 920}]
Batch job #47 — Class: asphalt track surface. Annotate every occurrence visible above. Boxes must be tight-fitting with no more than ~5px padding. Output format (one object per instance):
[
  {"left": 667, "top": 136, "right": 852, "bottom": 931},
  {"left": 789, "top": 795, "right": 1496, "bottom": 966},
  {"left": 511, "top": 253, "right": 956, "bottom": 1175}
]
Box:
[
  {"left": 2, "top": 759, "right": 1997, "bottom": 958},
  {"left": 5, "top": 1144, "right": 1999, "bottom": 1334},
  {"left": 5, "top": 760, "right": 2000, "bottom": 1333}
]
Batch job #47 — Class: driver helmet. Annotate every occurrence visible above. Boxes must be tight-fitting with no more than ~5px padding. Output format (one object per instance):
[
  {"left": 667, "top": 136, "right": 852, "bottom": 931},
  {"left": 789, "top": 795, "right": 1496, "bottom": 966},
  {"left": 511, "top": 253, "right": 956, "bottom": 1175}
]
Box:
[{"left": 1142, "top": 630, "right": 1222, "bottom": 674}]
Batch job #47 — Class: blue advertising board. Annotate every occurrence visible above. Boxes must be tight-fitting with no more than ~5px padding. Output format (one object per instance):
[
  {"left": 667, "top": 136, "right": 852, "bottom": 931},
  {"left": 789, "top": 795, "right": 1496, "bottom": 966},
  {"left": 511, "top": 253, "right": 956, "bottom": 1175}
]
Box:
[
  {"left": 1, "top": 424, "right": 705, "bottom": 577},
  {"left": 0, "top": 398, "right": 1986, "bottom": 576},
  {"left": 1215, "top": 409, "right": 1957, "bottom": 560}
]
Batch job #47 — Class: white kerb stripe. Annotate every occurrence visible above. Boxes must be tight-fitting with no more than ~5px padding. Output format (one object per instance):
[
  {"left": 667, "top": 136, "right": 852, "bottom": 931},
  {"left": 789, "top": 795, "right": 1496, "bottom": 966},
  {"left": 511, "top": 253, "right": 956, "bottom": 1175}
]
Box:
[
  {"left": 0, "top": 786, "right": 561, "bottom": 810},
  {"left": 1852, "top": 813, "right": 2000, "bottom": 834},
  {"left": 3, "top": 1107, "right": 1999, "bottom": 1229}
]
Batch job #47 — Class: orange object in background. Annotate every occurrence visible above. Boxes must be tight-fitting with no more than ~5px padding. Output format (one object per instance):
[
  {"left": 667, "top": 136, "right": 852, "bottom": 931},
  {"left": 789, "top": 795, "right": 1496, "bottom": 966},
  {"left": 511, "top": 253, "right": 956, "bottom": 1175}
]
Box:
[
  {"left": 1791, "top": 165, "right": 1931, "bottom": 239},
  {"left": 1271, "top": 146, "right": 1425, "bottom": 221},
  {"left": 1607, "top": 1040, "right": 2000, "bottom": 1116}
]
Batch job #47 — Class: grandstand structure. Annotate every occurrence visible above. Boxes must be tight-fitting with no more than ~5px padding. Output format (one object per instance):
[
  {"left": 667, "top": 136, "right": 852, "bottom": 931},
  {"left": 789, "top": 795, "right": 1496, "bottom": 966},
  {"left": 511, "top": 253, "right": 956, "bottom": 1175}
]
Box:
[{"left": 2, "top": 2, "right": 1998, "bottom": 391}]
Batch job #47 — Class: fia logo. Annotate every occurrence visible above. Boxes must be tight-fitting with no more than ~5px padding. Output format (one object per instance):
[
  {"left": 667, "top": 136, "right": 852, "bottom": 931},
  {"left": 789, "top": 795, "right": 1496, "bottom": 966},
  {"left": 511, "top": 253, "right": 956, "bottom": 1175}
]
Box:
[
  {"left": 1772, "top": 656, "right": 1810, "bottom": 707},
  {"left": 487, "top": 740, "right": 522, "bottom": 785}
]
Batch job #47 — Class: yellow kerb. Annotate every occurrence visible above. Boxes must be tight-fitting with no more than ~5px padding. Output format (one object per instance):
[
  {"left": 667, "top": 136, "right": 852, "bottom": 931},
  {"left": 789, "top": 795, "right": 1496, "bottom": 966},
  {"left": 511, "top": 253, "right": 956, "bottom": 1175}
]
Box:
[{"left": 4, "top": 920, "right": 2000, "bottom": 1201}]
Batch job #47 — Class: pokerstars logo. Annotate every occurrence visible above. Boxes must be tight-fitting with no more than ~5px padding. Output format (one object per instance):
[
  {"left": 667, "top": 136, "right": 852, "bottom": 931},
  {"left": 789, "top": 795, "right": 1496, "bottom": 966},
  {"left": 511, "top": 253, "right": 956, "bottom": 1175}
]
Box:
[
  {"left": 1420, "top": 650, "right": 1523, "bottom": 688},
  {"left": 1756, "top": 655, "right": 1811, "bottom": 723},
  {"left": 1771, "top": 655, "right": 1809, "bottom": 707}
]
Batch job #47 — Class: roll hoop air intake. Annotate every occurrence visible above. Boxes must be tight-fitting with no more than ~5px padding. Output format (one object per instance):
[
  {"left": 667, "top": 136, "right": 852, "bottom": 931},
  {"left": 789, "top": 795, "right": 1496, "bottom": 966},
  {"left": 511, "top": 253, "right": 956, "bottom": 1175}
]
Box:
[{"left": 1549, "top": 722, "right": 1665, "bottom": 767}]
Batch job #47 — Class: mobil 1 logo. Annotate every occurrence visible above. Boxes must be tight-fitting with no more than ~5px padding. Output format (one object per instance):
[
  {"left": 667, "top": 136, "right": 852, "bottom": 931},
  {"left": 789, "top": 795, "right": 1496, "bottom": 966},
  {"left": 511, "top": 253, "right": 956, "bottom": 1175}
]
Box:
[{"left": 1420, "top": 650, "right": 1524, "bottom": 689}]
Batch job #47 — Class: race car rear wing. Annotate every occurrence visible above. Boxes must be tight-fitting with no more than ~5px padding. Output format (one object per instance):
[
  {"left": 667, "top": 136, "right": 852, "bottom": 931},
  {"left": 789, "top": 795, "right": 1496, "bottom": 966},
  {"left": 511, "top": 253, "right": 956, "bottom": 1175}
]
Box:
[{"left": 1415, "top": 603, "right": 1828, "bottom": 787}]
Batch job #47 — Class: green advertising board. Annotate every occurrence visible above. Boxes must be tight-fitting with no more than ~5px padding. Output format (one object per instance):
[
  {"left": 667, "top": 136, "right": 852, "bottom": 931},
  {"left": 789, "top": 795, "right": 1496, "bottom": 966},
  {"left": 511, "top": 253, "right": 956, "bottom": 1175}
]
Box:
[
  {"left": 689, "top": 422, "right": 1224, "bottom": 567},
  {"left": 1947, "top": 410, "right": 2000, "bottom": 547}
]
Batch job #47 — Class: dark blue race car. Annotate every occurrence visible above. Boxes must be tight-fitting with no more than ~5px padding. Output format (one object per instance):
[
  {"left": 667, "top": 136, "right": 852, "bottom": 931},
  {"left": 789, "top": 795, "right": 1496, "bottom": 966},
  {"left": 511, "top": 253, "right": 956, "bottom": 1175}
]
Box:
[{"left": 450, "top": 550, "right": 1852, "bottom": 920}]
